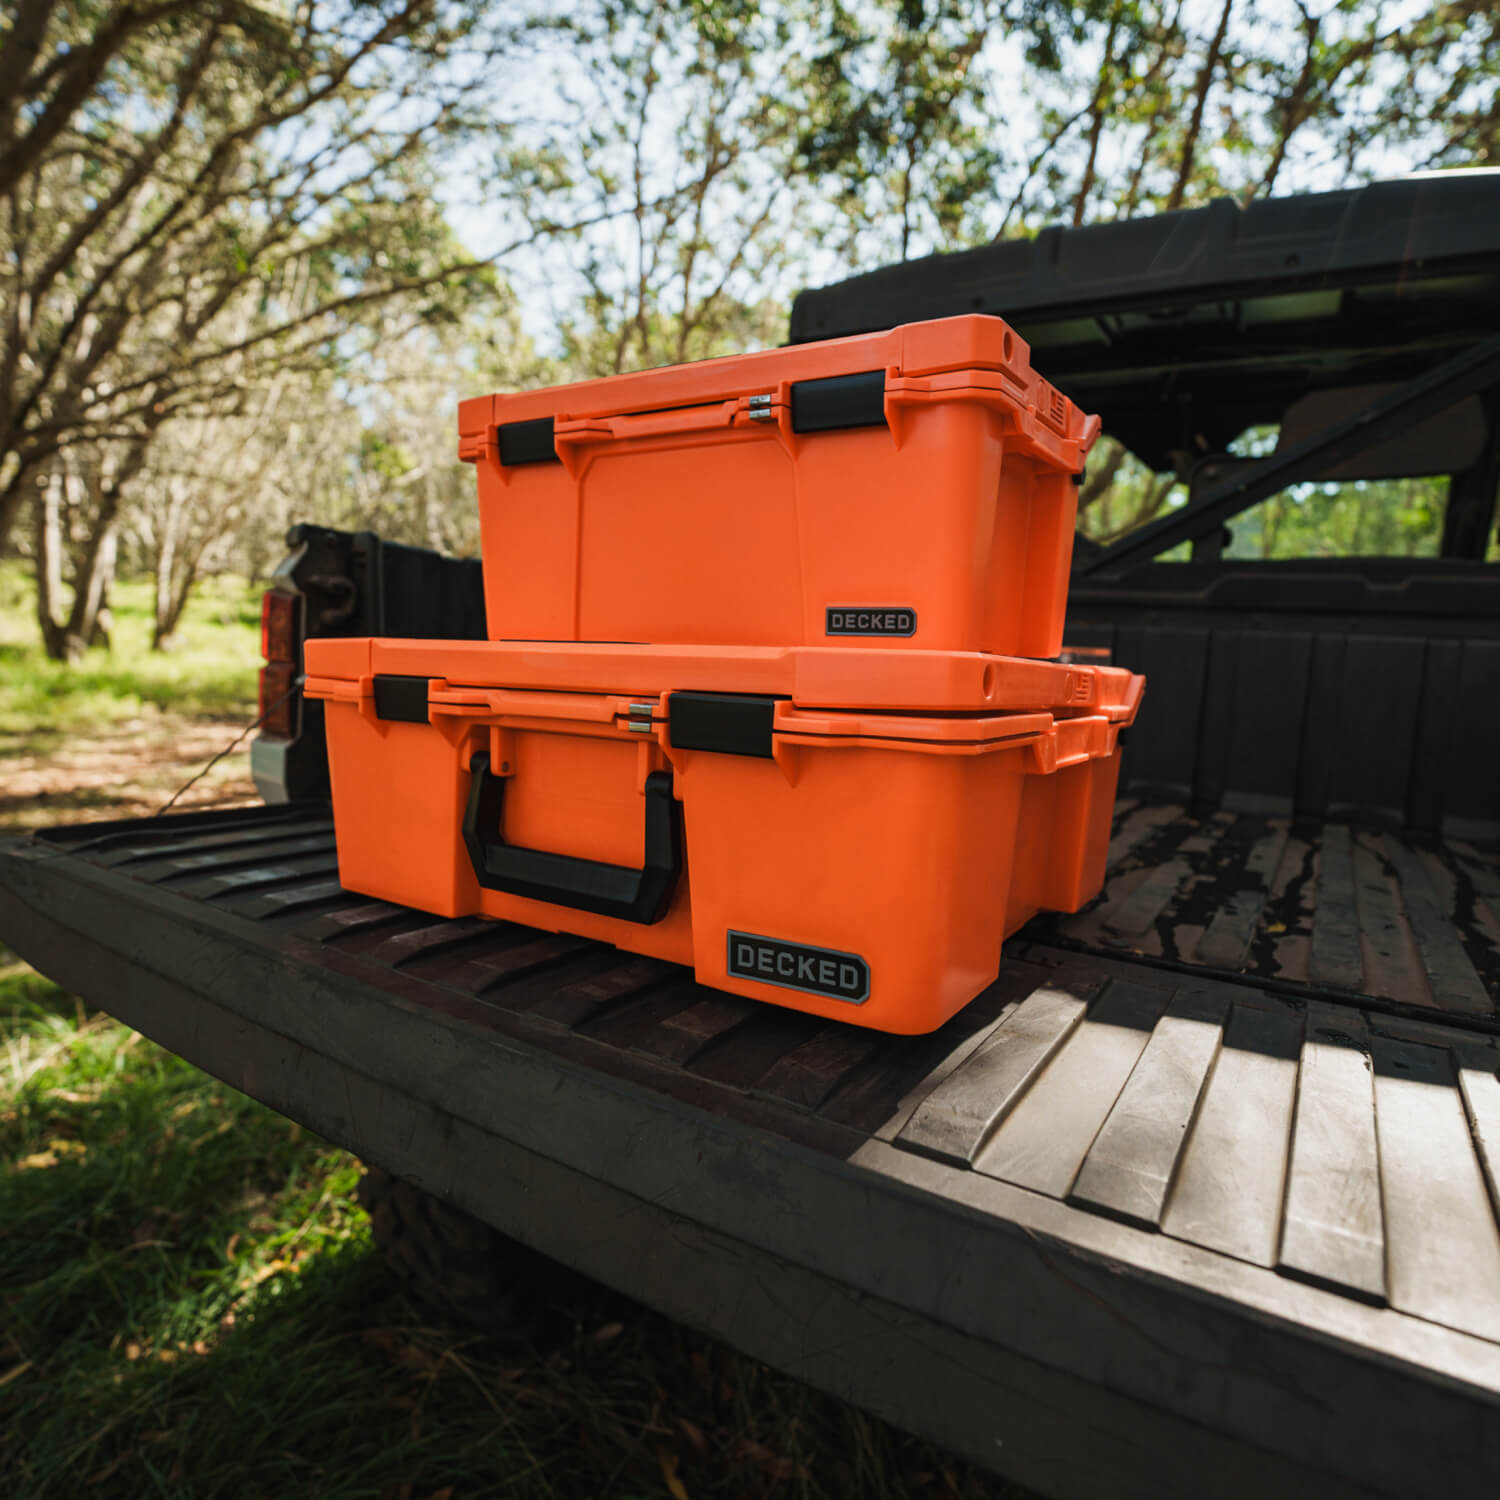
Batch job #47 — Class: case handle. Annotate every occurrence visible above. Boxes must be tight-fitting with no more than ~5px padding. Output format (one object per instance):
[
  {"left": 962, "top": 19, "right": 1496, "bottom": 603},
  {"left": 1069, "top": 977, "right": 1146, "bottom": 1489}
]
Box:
[{"left": 461, "top": 752, "right": 681, "bottom": 924}]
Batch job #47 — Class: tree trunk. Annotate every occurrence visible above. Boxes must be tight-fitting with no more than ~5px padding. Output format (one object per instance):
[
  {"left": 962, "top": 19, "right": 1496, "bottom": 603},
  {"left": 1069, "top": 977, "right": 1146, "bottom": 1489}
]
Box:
[
  {"left": 899, "top": 152, "right": 913, "bottom": 262},
  {"left": 0, "top": 452, "right": 42, "bottom": 557},
  {"left": 153, "top": 522, "right": 210, "bottom": 651},
  {"left": 33, "top": 468, "right": 68, "bottom": 659},
  {"left": 154, "top": 575, "right": 194, "bottom": 649},
  {"left": 152, "top": 481, "right": 181, "bottom": 649},
  {"left": 1078, "top": 439, "right": 1128, "bottom": 512},
  {"left": 1167, "top": 0, "right": 1235, "bottom": 211},
  {"left": 52, "top": 517, "right": 117, "bottom": 659},
  {"left": 52, "top": 411, "right": 161, "bottom": 655}
]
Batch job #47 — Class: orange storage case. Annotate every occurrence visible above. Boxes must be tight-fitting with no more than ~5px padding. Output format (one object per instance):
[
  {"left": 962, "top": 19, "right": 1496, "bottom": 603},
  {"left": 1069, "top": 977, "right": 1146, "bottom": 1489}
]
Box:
[
  {"left": 305, "top": 639, "right": 1142, "bottom": 1034},
  {"left": 460, "top": 315, "right": 1100, "bottom": 660}
]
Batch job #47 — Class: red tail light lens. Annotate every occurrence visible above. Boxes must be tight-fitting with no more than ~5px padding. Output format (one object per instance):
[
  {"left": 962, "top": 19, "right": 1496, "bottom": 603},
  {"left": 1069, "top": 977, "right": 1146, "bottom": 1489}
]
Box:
[
  {"left": 261, "top": 590, "right": 297, "bottom": 663},
  {"left": 259, "top": 662, "right": 298, "bottom": 737}
]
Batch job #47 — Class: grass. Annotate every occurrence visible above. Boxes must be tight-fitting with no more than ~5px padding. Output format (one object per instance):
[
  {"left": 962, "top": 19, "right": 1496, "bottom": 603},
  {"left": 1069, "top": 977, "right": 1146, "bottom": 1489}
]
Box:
[
  {"left": 0, "top": 562, "right": 260, "bottom": 743},
  {"left": 0, "top": 565, "right": 1024, "bottom": 1498},
  {"left": 0, "top": 961, "right": 1014, "bottom": 1499},
  {"left": 0, "top": 564, "right": 261, "bottom": 824}
]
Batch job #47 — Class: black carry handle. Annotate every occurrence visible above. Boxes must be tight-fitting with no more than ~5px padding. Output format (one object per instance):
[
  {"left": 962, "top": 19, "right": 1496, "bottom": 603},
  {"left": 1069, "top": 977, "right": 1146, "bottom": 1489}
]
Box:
[{"left": 461, "top": 752, "right": 681, "bottom": 924}]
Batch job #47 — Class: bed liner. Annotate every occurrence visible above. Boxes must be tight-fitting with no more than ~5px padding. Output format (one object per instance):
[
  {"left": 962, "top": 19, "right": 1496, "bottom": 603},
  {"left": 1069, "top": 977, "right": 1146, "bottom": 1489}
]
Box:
[{"left": 3, "top": 799, "right": 1499, "bottom": 1500}]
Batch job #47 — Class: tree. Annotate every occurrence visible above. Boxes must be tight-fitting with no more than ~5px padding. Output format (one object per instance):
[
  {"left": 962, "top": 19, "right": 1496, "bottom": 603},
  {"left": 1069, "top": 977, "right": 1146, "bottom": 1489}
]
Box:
[
  {"left": 0, "top": 0, "right": 532, "bottom": 654},
  {"left": 988, "top": 0, "right": 1500, "bottom": 539},
  {"left": 311, "top": 293, "right": 551, "bottom": 555},
  {"left": 491, "top": 0, "right": 805, "bottom": 378},
  {"left": 793, "top": 0, "right": 1016, "bottom": 263},
  {"left": 8, "top": 0, "right": 1498, "bottom": 635}
]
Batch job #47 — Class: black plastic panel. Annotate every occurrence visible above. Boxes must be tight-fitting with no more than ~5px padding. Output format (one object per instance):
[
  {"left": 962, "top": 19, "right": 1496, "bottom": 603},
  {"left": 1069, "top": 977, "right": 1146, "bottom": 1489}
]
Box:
[
  {"left": 790, "top": 370, "right": 887, "bottom": 434},
  {"left": 669, "top": 692, "right": 778, "bottom": 758},
  {"left": 372, "top": 541, "right": 487, "bottom": 642},
  {"left": 1222, "top": 632, "right": 1312, "bottom": 810},
  {"left": 372, "top": 675, "right": 431, "bottom": 724},
  {"left": 1068, "top": 559, "right": 1500, "bottom": 626},
  {"left": 497, "top": 416, "right": 559, "bottom": 466},
  {"left": 791, "top": 178, "right": 1500, "bottom": 341},
  {"left": 789, "top": 177, "right": 1500, "bottom": 471},
  {"left": 255, "top": 527, "right": 488, "bottom": 803},
  {"left": 1076, "top": 612, "right": 1500, "bottom": 833}
]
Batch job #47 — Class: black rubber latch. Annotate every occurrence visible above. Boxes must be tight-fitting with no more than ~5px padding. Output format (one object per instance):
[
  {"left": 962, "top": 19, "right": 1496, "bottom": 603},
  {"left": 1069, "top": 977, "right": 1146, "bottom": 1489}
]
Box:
[
  {"left": 497, "top": 416, "right": 559, "bottom": 465},
  {"left": 669, "top": 692, "right": 778, "bottom": 757},
  {"left": 789, "top": 370, "right": 887, "bottom": 434},
  {"left": 372, "top": 675, "right": 431, "bottom": 723}
]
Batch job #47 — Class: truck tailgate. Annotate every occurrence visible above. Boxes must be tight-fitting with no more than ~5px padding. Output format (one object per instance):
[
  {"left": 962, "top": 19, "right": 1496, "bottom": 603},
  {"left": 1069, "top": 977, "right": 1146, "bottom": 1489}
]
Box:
[{"left": 3, "top": 802, "right": 1499, "bottom": 1500}]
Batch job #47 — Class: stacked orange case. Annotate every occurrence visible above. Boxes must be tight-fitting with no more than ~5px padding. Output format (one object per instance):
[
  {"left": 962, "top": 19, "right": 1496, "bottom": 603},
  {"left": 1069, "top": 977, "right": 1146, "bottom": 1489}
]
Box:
[
  {"left": 310, "top": 314, "right": 1141, "bottom": 1033},
  {"left": 304, "top": 641, "right": 1141, "bottom": 1034},
  {"left": 460, "top": 314, "right": 1099, "bottom": 659}
]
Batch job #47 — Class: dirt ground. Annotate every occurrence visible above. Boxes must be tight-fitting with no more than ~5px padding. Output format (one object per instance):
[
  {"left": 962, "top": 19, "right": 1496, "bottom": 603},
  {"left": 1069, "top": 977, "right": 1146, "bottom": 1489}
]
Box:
[{"left": 0, "top": 717, "right": 259, "bottom": 832}]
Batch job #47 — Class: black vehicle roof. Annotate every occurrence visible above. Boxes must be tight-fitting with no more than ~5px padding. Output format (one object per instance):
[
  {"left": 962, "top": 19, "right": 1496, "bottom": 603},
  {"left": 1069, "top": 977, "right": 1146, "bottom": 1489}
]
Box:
[{"left": 789, "top": 173, "right": 1500, "bottom": 470}]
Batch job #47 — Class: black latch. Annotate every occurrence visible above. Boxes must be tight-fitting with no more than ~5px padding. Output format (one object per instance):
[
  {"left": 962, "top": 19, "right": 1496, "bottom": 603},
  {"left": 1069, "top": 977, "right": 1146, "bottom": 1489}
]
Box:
[
  {"left": 497, "top": 416, "right": 560, "bottom": 465},
  {"left": 789, "top": 370, "right": 887, "bottom": 434},
  {"left": 373, "top": 675, "right": 431, "bottom": 723},
  {"left": 669, "top": 693, "right": 779, "bottom": 757}
]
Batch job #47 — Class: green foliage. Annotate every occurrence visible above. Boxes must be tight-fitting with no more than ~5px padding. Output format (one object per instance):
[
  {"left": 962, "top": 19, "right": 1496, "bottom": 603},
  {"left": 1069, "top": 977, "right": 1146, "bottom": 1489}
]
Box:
[
  {"left": 490, "top": 0, "right": 805, "bottom": 377},
  {"left": 792, "top": 0, "right": 1009, "bottom": 259},
  {"left": 0, "top": 0, "right": 530, "bottom": 610},
  {"left": 1224, "top": 478, "right": 1451, "bottom": 560},
  {"left": 1076, "top": 439, "right": 1184, "bottom": 546},
  {"left": 0, "top": 563, "right": 259, "bottom": 738},
  {"left": 5, "top": 0, "right": 1499, "bottom": 643},
  {"left": 1077, "top": 429, "right": 1465, "bottom": 559}
]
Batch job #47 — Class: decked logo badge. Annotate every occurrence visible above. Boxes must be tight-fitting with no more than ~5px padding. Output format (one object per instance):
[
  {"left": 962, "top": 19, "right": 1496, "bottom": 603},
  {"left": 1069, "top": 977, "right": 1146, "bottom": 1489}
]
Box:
[
  {"left": 825, "top": 606, "right": 916, "bottom": 637},
  {"left": 726, "top": 931, "right": 870, "bottom": 1004}
]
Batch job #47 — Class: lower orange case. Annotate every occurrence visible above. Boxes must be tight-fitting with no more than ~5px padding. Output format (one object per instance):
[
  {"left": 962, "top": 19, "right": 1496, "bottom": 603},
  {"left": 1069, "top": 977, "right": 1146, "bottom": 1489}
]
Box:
[{"left": 304, "top": 641, "right": 1142, "bottom": 1035}]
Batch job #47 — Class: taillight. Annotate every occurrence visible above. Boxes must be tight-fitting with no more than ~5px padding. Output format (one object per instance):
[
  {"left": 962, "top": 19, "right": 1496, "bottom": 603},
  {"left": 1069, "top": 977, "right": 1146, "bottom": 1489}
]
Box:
[
  {"left": 259, "top": 591, "right": 299, "bottom": 737},
  {"left": 259, "top": 662, "right": 298, "bottom": 737},
  {"left": 261, "top": 590, "right": 297, "bottom": 663}
]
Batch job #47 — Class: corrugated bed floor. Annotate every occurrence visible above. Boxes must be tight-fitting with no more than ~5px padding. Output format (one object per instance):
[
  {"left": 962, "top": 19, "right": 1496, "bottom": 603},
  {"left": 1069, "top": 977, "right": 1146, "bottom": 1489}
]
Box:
[
  {"left": 1030, "top": 796, "right": 1500, "bottom": 1020},
  {"left": 33, "top": 798, "right": 1500, "bottom": 1348}
]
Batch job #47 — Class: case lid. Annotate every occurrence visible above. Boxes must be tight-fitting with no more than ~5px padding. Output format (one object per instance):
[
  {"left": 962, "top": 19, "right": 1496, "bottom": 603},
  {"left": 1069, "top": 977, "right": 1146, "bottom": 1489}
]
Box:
[
  {"left": 304, "top": 656, "right": 1135, "bottom": 770},
  {"left": 458, "top": 314, "right": 1098, "bottom": 471},
  {"left": 304, "top": 636, "right": 1143, "bottom": 722}
]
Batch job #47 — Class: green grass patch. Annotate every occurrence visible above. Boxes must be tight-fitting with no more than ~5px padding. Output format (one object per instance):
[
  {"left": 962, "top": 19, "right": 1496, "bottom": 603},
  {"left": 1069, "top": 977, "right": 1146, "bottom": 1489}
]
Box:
[
  {"left": 0, "top": 563, "right": 260, "bottom": 741},
  {"left": 0, "top": 964, "right": 1015, "bottom": 1498}
]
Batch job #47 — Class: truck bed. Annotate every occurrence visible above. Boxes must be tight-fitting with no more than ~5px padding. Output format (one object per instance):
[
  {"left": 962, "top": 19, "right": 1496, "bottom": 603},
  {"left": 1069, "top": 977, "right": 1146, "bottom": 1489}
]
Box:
[{"left": 4, "top": 800, "right": 1499, "bottom": 1500}]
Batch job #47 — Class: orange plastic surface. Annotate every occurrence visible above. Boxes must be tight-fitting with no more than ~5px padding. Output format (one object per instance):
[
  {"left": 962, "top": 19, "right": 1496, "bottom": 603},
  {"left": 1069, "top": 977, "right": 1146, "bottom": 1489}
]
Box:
[
  {"left": 304, "top": 636, "right": 1142, "bottom": 719},
  {"left": 309, "top": 641, "right": 1142, "bottom": 1034},
  {"left": 459, "top": 315, "right": 1101, "bottom": 660}
]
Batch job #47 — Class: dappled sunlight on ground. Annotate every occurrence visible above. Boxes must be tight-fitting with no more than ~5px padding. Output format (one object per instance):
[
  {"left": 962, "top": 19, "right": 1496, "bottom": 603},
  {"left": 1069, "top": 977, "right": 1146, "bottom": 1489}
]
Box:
[{"left": 0, "top": 715, "right": 257, "bottom": 829}]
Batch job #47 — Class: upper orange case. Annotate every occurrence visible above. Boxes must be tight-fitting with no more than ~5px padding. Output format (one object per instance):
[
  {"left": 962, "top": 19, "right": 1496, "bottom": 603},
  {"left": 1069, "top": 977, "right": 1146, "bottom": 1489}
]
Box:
[{"left": 460, "top": 315, "right": 1101, "bottom": 660}]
